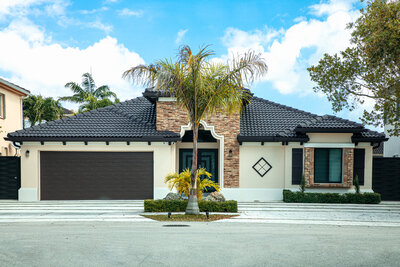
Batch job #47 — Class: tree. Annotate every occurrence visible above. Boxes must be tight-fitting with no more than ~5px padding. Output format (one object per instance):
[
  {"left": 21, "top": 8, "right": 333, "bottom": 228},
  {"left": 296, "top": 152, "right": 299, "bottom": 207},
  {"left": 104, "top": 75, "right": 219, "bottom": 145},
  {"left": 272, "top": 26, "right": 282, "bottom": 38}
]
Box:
[
  {"left": 60, "top": 73, "right": 120, "bottom": 113},
  {"left": 23, "top": 95, "right": 64, "bottom": 126},
  {"left": 123, "top": 45, "right": 267, "bottom": 214},
  {"left": 308, "top": 0, "right": 400, "bottom": 136}
]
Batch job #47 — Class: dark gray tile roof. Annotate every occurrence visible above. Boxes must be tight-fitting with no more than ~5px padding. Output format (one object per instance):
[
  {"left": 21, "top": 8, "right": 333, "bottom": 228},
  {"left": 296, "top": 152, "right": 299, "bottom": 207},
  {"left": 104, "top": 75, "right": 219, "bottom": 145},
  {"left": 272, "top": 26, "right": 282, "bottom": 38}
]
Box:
[
  {"left": 7, "top": 95, "right": 387, "bottom": 143},
  {"left": 7, "top": 97, "right": 179, "bottom": 142},
  {"left": 238, "top": 97, "right": 386, "bottom": 142}
]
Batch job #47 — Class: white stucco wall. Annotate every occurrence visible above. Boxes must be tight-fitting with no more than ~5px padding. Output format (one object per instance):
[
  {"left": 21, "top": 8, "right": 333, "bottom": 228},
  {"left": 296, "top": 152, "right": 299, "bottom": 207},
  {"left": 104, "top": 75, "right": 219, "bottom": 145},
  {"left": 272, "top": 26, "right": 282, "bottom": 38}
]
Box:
[{"left": 19, "top": 142, "right": 176, "bottom": 201}]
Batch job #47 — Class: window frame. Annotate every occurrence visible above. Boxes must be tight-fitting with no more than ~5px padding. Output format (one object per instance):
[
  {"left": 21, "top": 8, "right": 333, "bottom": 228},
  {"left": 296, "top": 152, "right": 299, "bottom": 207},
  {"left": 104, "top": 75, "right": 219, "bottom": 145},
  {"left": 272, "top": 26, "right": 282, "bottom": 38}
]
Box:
[
  {"left": 314, "top": 148, "right": 343, "bottom": 184},
  {"left": 0, "top": 93, "right": 5, "bottom": 119}
]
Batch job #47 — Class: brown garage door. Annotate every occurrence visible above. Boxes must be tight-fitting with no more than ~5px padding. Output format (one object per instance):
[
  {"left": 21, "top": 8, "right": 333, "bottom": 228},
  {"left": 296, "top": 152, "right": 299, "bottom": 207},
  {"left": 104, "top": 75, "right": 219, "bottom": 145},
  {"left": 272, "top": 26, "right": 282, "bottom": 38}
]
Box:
[{"left": 40, "top": 151, "right": 153, "bottom": 200}]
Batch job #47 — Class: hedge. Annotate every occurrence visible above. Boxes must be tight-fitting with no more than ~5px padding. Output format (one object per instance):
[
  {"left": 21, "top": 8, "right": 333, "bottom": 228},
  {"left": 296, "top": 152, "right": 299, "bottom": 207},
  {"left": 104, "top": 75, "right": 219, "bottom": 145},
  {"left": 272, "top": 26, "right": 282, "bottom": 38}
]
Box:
[
  {"left": 144, "top": 199, "right": 238, "bottom": 212},
  {"left": 282, "top": 190, "right": 381, "bottom": 204}
]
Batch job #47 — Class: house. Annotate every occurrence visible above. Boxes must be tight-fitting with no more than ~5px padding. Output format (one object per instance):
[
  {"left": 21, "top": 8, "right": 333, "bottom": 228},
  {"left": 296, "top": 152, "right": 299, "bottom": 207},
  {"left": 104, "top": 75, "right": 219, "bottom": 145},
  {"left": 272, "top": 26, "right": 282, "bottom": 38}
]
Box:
[
  {"left": 0, "top": 78, "right": 30, "bottom": 156},
  {"left": 5, "top": 88, "right": 387, "bottom": 201}
]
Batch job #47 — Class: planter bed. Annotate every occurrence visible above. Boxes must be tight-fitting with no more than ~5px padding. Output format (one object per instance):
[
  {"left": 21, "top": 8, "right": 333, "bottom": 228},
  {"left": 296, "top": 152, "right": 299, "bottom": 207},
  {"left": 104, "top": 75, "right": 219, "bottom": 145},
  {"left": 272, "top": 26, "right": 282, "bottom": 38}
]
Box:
[
  {"left": 144, "top": 199, "right": 238, "bottom": 212},
  {"left": 142, "top": 214, "right": 238, "bottom": 222},
  {"left": 283, "top": 190, "right": 381, "bottom": 204}
]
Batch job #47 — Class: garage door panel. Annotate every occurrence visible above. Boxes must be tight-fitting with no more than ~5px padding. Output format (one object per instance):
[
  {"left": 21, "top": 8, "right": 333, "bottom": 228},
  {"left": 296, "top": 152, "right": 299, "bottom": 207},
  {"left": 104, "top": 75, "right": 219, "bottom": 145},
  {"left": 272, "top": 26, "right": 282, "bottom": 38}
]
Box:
[{"left": 40, "top": 152, "right": 153, "bottom": 200}]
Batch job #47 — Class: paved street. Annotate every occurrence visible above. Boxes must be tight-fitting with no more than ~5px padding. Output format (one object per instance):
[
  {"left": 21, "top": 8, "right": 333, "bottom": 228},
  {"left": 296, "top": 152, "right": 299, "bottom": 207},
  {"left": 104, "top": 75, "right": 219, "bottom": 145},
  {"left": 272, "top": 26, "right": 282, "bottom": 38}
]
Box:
[{"left": 0, "top": 221, "right": 399, "bottom": 267}]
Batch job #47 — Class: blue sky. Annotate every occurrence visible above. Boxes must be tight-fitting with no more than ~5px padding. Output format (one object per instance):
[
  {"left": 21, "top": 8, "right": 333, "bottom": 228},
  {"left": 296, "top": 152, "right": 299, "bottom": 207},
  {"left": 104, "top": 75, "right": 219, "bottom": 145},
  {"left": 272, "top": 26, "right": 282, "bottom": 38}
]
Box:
[{"left": 0, "top": 0, "right": 375, "bottom": 128}]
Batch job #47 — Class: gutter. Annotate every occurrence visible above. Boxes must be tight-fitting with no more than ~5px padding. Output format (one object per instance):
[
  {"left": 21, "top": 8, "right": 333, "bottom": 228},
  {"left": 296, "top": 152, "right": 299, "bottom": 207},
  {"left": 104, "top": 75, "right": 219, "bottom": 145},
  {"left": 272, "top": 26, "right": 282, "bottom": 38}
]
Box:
[
  {"left": 295, "top": 127, "right": 364, "bottom": 133},
  {"left": 5, "top": 135, "right": 181, "bottom": 143}
]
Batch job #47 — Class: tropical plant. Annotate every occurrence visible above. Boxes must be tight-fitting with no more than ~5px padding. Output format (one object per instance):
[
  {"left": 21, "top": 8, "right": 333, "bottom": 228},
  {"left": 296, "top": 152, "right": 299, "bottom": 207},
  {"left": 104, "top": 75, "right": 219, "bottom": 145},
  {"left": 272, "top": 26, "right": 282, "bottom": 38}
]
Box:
[
  {"left": 23, "top": 95, "right": 64, "bottom": 126},
  {"left": 308, "top": 0, "right": 400, "bottom": 136},
  {"left": 60, "top": 72, "right": 120, "bottom": 113},
  {"left": 299, "top": 173, "right": 306, "bottom": 193},
  {"left": 123, "top": 45, "right": 267, "bottom": 214},
  {"left": 165, "top": 168, "right": 221, "bottom": 200}
]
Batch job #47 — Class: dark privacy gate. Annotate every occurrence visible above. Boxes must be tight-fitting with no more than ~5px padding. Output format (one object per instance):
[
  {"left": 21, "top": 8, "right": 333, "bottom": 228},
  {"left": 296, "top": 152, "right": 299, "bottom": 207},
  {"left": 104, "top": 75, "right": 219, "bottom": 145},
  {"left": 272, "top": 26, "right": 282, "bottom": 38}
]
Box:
[
  {"left": 0, "top": 157, "right": 21, "bottom": 199},
  {"left": 373, "top": 158, "right": 400, "bottom": 201}
]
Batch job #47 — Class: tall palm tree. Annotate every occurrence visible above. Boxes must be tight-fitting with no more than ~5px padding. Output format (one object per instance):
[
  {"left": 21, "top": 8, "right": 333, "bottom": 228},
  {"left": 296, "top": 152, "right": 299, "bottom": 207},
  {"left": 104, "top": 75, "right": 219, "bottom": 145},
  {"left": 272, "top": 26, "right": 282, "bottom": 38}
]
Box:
[
  {"left": 60, "top": 73, "right": 120, "bottom": 113},
  {"left": 123, "top": 45, "right": 267, "bottom": 214},
  {"left": 23, "top": 95, "right": 64, "bottom": 127}
]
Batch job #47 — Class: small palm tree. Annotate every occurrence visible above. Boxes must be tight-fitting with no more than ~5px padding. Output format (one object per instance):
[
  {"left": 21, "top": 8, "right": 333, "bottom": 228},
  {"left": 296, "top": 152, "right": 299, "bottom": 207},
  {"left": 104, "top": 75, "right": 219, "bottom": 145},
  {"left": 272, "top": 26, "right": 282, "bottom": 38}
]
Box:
[
  {"left": 165, "top": 168, "right": 220, "bottom": 200},
  {"left": 23, "top": 95, "right": 64, "bottom": 126},
  {"left": 123, "top": 45, "right": 267, "bottom": 214},
  {"left": 60, "top": 73, "right": 119, "bottom": 112}
]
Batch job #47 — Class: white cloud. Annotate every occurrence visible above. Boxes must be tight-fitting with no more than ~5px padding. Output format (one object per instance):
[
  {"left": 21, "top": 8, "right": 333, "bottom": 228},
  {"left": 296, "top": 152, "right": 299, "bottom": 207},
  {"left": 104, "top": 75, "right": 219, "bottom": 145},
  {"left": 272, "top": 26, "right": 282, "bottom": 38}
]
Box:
[
  {"left": 118, "top": 8, "right": 143, "bottom": 17},
  {"left": 80, "top": 6, "right": 108, "bottom": 15},
  {"left": 0, "top": 19, "right": 145, "bottom": 110},
  {"left": 310, "top": 0, "right": 358, "bottom": 17},
  {"left": 87, "top": 21, "right": 113, "bottom": 33},
  {"left": 175, "top": 29, "right": 188, "bottom": 45},
  {"left": 0, "top": 0, "right": 68, "bottom": 21},
  {"left": 218, "top": 0, "right": 360, "bottom": 95}
]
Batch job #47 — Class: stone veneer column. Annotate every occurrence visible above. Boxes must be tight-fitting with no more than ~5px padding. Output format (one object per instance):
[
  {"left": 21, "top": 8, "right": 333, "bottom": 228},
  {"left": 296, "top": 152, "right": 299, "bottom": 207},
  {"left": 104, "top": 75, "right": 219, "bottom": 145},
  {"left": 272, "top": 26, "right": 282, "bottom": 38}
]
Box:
[
  {"left": 156, "top": 101, "right": 240, "bottom": 188},
  {"left": 304, "top": 147, "right": 314, "bottom": 187},
  {"left": 342, "top": 148, "right": 354, "bottom": 187}
]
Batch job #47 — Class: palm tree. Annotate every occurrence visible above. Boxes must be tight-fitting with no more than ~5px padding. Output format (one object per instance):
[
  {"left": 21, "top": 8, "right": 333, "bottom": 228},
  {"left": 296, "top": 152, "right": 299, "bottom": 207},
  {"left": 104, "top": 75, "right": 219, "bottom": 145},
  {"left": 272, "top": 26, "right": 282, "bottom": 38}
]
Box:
[
  {"left": 23, "top": 95, "right": 64, "bottom": 127},
  {"left": 123, "top": 45, "right": 267, "bottom": 214},
  {"left": 60, "top": 73, "right": 120, "bottom": 113}
]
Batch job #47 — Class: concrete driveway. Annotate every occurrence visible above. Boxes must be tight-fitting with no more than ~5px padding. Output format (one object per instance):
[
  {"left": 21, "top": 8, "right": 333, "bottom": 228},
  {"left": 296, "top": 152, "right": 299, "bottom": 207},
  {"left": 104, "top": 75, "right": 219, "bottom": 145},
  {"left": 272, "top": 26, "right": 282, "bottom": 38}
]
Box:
[{"left": 0, "top": 221, "right": 399, "bottom": 267}]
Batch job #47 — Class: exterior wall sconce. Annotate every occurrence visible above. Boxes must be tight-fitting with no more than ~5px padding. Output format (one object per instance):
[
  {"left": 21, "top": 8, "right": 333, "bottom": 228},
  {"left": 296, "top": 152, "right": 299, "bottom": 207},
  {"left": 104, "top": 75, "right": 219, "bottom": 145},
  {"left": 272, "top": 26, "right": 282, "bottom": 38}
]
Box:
[
  {"left": 25, "top": 150, "right": 30, "bottom": 157},
  {"left": 228, "top": 149, "right": 233, "bottom": 157}
]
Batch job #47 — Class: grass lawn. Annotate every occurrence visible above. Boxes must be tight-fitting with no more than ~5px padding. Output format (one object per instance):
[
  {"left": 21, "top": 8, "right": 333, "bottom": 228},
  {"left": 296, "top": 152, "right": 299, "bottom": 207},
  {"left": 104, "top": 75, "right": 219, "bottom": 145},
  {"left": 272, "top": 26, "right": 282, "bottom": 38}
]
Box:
[{"left": 142, "top": 214, "right": 238, "bottom": 222}]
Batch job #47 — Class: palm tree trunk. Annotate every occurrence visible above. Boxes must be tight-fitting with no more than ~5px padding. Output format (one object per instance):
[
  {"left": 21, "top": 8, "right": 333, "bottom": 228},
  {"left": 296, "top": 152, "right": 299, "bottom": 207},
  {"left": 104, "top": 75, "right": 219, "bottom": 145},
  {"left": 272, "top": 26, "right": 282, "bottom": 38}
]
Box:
[{"left": 185, "top": 123, "right": 200, "bottom": 215}]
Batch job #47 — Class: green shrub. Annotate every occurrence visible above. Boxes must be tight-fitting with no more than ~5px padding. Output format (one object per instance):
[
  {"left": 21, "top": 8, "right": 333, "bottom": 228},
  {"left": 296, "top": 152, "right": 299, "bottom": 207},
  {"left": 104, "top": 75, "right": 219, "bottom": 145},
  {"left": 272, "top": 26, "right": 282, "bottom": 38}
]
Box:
[
  {"left": 299, "top": 173, "right": 306, "bottom": 193},
  {"left": 282, "top": 190, "right": 380, "bottom": 204},
  {"left": 144, "top": 199, "right": 238, "bottom": 212},
  {"left": 354, "top": 175, "right": 360, "bottom": 194}
]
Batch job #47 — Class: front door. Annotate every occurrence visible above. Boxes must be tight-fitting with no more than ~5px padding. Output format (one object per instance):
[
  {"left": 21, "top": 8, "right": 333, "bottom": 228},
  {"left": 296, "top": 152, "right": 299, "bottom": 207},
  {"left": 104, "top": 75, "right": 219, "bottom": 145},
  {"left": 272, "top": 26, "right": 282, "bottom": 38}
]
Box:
[{"left": 179, "top": 149, "right": 219, "bottom": 189}]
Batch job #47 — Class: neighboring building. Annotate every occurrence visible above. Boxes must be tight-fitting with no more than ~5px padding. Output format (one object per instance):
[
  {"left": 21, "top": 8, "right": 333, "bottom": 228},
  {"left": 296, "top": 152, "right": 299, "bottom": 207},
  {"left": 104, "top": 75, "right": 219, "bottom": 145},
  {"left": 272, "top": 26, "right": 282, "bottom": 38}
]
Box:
[
  {"left": 373, "top": 142, "right": 384, "bottom": 158},
  {"left": 0, "top": 78, "right": 30, "bottom": 156},
  {"left": 383, "top": 124, "right": 400, "bottom": 157},
  {"left": 6, "top": 88, "right": 387, "bottom": 201}
]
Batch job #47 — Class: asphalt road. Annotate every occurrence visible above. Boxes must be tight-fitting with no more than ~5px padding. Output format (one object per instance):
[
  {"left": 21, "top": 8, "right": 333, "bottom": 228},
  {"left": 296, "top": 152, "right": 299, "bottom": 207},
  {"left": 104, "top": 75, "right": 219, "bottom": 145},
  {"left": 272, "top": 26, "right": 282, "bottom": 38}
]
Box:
[{"left": 0, "top": 222, "right": 399, "bottom": 267}]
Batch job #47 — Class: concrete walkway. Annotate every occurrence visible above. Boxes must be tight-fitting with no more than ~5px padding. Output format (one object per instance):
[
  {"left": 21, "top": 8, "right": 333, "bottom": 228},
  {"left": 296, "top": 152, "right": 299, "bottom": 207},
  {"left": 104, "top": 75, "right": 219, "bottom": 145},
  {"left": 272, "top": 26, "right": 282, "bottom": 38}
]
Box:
[
  {"left": 0, "top": 200, "right": 400, "bottom": 226},
  {"left": 229, "top": 202, "right": 400, "bottom": 227}
]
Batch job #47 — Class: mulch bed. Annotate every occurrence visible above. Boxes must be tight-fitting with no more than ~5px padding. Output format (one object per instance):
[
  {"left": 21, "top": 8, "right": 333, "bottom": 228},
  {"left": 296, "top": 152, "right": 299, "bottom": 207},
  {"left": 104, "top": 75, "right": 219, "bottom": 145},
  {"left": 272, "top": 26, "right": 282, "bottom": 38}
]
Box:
[{"left": 142, "top": 214, "right": 238, "bottom": 222}]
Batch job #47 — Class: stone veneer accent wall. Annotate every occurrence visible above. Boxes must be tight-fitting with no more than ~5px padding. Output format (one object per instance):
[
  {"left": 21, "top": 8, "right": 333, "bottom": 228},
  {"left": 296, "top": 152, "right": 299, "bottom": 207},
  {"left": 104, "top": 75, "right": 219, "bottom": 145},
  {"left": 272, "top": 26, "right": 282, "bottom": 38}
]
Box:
[
  {"left": 304, "top": 147, "right": 353, "bottom": 188},
  {"left": 156, "top": 101, "right": 240, "bottom": 188}
]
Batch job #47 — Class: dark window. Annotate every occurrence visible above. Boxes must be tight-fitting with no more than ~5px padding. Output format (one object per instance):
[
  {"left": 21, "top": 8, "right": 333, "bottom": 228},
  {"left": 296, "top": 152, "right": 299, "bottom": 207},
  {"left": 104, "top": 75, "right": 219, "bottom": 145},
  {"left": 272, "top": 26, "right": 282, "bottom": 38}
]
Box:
[
  {"left": 0, "top": 93, "right": 4, "bottom": 119},
  {"left": 181, "top": 130, "right": 217, "bottom": 143},
  {"left": 292, "top": 148, "right": 303, "bottom": 185},
  {"left": 314, "top": 148, "right": 342, "bottom": 183},
  {"left": 354, "top": 149, "right": 365, "bottom": 185}
]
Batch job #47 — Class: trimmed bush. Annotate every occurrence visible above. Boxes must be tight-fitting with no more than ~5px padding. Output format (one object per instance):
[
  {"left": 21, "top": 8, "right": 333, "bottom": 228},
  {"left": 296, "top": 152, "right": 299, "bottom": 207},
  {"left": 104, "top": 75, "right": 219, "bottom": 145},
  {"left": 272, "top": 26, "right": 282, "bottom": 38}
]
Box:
[
  {"left": 144, "top": 199, "right": 238, "bottom": 212},
  {"left": 282, "top": 190, "right": 381, "bottom": 204}
]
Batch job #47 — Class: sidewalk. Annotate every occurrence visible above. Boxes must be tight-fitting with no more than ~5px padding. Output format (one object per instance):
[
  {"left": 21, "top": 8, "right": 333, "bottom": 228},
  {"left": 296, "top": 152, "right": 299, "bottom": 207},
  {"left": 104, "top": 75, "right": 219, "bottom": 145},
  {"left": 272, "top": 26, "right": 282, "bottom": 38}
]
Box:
[
  {"left": 0, "top": 200, "right": 399, "bottom": 226},
  {"left": 220, "top": 201, "right": 400, "bottom": 226}
]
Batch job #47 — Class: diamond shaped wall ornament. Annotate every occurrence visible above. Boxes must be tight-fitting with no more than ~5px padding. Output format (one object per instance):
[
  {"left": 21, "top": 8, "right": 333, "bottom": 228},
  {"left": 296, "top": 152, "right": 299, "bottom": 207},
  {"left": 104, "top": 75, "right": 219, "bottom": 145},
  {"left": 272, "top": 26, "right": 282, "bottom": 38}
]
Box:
[{"left": 252, "top": 157, "right": 272, "bottom": 177}]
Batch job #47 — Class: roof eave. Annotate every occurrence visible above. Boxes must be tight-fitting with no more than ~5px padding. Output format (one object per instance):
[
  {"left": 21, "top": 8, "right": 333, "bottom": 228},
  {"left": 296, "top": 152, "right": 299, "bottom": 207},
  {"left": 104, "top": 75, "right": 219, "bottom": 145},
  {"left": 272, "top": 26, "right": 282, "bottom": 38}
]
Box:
[
  {"left": 237, "top": 135, "right": 310, "bottom": 143},
  {"left": 295, "top": 127, "right": 364, "bottom": 133},
  {"left": 0, "top": 78, "right": 30, "bottom": 96},
  {"left": 351, "top": 136, "right": 388, "bottom": 143},
  {"left": 5, "top": 136, "right": 181, "bottom": 143}
]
